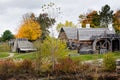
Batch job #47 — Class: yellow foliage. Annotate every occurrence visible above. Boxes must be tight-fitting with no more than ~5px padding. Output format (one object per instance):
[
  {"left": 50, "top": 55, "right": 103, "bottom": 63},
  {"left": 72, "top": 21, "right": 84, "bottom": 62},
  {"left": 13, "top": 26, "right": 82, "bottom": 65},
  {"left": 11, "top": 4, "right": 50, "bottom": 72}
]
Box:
[
  {"left": 16, "top": 18, "right": 42, "bottom": 41},
  {"left": 113, "top": 10, "right": 120, "bottom": 32}
]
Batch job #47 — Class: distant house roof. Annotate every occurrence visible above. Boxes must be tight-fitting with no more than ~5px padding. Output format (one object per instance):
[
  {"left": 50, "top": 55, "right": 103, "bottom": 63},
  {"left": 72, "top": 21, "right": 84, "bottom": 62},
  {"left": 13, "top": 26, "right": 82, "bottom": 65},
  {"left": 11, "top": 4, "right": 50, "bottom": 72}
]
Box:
[
  {"left": 62, "top": 27, "right": 78, "bottom": 40},
  {"left": 10, "top": 38, "right": 37, "bottom": 52},
  {"left": 78, "top": 28, "right": 115, "bottom": 40},
  {"left": 60, "top": 27, "right": 115, "bottom": 41},
  {"left": 17, "top": 39, "right": 37, "bottom": 51}
]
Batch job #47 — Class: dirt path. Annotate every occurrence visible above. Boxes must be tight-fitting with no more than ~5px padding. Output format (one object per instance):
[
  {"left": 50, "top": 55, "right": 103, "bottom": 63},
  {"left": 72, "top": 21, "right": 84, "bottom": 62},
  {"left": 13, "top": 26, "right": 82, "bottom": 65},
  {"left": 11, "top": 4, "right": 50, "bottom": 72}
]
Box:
[
  {"left": 84, "top": 59, "right": 103, "bottom": 64},
  {"left": 8, "top": 53, "right": 14, "bottom": 58},
  {"left": 3, "top": 53, "right": 15, "bottom": 59}
]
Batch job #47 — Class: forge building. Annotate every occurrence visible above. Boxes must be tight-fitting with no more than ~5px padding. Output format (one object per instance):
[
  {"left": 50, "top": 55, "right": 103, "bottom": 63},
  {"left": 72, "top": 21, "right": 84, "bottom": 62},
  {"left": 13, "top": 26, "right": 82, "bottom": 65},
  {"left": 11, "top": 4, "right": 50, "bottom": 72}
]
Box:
[
  {"left": 58, "top": 24, "right": 120, "bottom": 54},
  {"left": 9, "top": 38, "right": 37, "bottom": 53}
]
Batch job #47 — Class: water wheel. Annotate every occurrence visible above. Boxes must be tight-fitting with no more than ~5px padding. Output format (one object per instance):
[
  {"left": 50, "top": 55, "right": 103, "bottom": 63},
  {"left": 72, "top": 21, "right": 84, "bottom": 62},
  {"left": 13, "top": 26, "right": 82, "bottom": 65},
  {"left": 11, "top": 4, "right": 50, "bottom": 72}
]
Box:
[{"left": 93, "top": 38, "right": 111, "bottom": 53}]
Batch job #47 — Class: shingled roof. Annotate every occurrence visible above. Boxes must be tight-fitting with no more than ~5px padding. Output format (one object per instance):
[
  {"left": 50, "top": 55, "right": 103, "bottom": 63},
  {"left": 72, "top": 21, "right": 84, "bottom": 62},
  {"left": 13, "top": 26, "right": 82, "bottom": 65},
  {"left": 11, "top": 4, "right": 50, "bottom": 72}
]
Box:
[
  {"left": 10, "top": 38, "right": 37, "bottom": 52},
  {"left": 60, "top": 27, "right": 115, "bottom": 41},
  {"left": 78, "top": 28, "right": 115, "bottom": 40},
  {"left": 62, "top": 27, "right": 78, "bottom": 40},
  {"left": 17, "top": 39, "right": 37, "bottom": 51}
]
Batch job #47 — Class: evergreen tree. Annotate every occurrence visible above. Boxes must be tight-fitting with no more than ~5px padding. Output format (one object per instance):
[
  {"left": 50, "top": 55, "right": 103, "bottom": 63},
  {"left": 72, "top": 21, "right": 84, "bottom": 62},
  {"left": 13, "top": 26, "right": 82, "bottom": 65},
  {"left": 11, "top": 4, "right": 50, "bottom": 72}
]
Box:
[
  {"left": 99, "top": 4, "right": 113, "bottom": 27},
  {"left": 2, "top": 30, "right": 14, "bottom": 42},
  {"left": 36, "top": 13, "right": 55, "bottom": 40}
]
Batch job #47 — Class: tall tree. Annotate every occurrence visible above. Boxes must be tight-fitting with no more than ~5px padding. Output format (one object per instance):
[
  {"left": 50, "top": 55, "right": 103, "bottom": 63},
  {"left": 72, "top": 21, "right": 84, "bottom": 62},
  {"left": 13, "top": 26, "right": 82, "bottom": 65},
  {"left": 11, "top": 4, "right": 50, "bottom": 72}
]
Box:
[
  {"left": 38, "top": 2, "right": 61, "bottom": 39},
  {"left": 56, "top": 20, "right": 76, "bottom": 32},
  {"left": 36, "top": 13, "right": 55, "bottom": 40},
  {"left": 79, "top": 11, "right": 100, "bottom": 28},
  {"left": 79, "top": 14, "right": 87, "bottom": 27},
  {"left": 2, "top": 30, "right": 14, "bottom": 42},
  {"left": 87, "top": 11, "right": 100, "bottom": 27},
  {"left": 38, "top": 2, "right": 61, "bottom": 71},
  {"left": 99, "top": 4, "right": 113, "bottom": 27},
  {"left": 16, "top": 13, "right": 42, "bottom": 41},
  {"left": 113, "top": 10, "right": 120, "bottom": 33},
  {"left": 34, "top": 36, "right": 68, "bottom": 71}
]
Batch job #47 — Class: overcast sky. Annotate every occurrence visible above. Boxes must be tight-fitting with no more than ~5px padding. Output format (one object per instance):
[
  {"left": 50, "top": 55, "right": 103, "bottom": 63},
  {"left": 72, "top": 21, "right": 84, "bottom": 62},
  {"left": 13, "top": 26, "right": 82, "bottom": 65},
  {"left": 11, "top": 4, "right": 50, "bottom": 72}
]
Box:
[{"left": 0, "top": 0, "right": 120, "bottom": 36}]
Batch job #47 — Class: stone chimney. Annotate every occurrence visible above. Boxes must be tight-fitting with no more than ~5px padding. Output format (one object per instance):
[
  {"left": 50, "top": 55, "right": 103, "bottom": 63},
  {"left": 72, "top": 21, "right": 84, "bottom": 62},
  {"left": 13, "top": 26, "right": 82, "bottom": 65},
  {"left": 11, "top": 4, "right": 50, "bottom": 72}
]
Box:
[
  {"left": 86, "top": 24, "right": 90, "bottom": 28},
  {"left": 77, "top": 23, "right": 82, "bottom": 28},
  {"left": 108, "top": 23, "right": 113, "bottom": 31}
]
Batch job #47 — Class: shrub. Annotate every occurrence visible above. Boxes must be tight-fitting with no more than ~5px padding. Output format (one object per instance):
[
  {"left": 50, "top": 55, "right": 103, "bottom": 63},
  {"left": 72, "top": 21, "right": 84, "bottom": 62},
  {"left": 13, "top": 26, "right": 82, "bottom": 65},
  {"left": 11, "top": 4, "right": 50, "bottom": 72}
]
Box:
[
  {"left": 40, "top": 58, "right": 52, "bottom": 72},
  {"left": 54, "top": 57, "right": 96, "bottom": 80},
  {"left": 17, "top": 59, "right": 33, "bottom": 74},
  {"left": 34, "top": 37, "right": 69, "bottom": 73},
  {"left": 54, "top": 57, "right": 80, "bottom": 73},
  {"left": 0, "top": 59, "right": 16, "bottom": 78},
  {"left": 0, "top": 42, "right": 10, "bottom": 52},
  {"left": 0, "top": 59, "right": 41, "bottom": 79},
  {"left": 103, "top": 52, "right": 116, "bottom": 71}
]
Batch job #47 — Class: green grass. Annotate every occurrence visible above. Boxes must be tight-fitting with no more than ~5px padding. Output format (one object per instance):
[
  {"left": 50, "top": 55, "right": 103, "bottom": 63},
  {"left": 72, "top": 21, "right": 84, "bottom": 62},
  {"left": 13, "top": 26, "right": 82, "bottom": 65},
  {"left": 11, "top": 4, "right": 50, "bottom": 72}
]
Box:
[
  {"left": 70, "top": 51, "right": 120, "bottom": 61},
  {"left": 12, "top": 50, "right": 120, "bottom": 61},
  {"left": 0, "top": 52, "right": 9, "bottom": 58},
  {"left": 13, "top": 52, "right": 37, "bottom": 60},
  {"left": 68, "top": 50, "right": 78, "bottom": 54},
  {"left": 71, "top": 54, "right": 103, "bottom": 61},
  {"left": 112, "top": 51, "right": 120, "bottom": 59}
]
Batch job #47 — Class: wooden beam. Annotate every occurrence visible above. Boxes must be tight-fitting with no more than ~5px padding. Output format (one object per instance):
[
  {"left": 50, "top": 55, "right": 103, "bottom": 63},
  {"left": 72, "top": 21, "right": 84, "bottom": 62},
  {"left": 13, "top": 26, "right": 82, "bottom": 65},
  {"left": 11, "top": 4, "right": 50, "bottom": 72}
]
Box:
[
  {"left": 119, "top": 39, "right": 120, "bottom": 51},
  {"left": 110, "top": 39, "right": 113, "bottom": 52}
]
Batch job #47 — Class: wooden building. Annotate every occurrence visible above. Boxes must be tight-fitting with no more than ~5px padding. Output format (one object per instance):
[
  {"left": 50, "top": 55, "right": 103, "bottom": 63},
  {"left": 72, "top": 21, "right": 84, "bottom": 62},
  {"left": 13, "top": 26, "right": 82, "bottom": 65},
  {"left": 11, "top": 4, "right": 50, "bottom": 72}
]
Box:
[
  {"left": 9, "top": 38, "right": 37, "bottom": 53},
  {"left": 58, "top": 24, "right": 120, "bottom": 53}
]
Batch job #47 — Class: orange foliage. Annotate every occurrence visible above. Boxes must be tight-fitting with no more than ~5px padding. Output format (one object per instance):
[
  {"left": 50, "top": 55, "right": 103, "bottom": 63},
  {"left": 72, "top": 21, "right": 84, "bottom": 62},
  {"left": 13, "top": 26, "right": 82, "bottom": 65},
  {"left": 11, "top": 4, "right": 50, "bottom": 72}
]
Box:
[
  {"left": 80, "top": 11, "right": 99, "bottom": 27},
  {"left": 113, "top": 10, "right": 120, "bottom": 32},
  {"left": 16, "top": 18, "right": 42, "bottom": 41}
]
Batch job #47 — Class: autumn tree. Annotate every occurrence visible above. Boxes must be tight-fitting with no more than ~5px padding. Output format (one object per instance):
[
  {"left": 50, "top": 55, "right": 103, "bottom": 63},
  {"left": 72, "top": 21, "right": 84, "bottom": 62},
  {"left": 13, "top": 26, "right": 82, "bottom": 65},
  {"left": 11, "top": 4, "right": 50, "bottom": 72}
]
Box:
[
  {"left": 2, "top": 30, "right": 14, "bottom": 42},
  {"left": 56, "top": 20, "right": 76, "bottom": 32},
  {"left": 34, "top": 36, "right": 69, "bottom": 71},
  {"left": 36, "top": 2, "right": 61, "bottom": 40},
  {"left": 16, "top": 13, "right": 42, "bottom": 41},
  {"left": 36, "top": 2, "right": 61, "bottom": 71},
  {"left": 113, "top": 10, "right": 120, "bottom": 33},
  {"left": 79, "top": 14, "right": 87, "bottom": 27},
  {"left": 79, "top": 4, "right": 114, "bottom": 28},
  {"left": 79, "top": 14, "right": 86, "bottom": 23},
  {"left": 79, "top": 11, "right": 100, "bottom": 28},
  {"left": 88, "top": 11, "right": 100, "bottom": 27},
  {"left": 99, "top": 4, "right": 113, "bottom": 27}
]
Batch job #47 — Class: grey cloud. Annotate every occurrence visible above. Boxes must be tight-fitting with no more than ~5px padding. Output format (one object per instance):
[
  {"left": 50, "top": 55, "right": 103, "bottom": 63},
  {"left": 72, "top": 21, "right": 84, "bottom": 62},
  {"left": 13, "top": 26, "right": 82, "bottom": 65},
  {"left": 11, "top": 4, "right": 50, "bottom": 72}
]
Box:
[
  {"left": 0, "top": 0, "right": 120, "bottom": 36},
  {"left": 0, "top": 0, "right": 42, "bottom": 9},
  {"left": 0, "top": 0, "right": 45, "bottom": 14}
]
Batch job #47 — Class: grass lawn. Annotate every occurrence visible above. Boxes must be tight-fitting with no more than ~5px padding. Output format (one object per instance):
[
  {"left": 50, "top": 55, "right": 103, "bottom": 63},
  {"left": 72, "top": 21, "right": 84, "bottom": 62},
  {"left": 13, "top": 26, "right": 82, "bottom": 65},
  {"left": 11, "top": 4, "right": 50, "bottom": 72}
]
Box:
[
  {"left": 70, "top": 51, "right": 120, "bottom": 61},
  {"left": 12, "top": 50, "right": 77, "bottom": 60},
  {"left": 0, "top": 52, "right": 9, "bottom": 58},
  {"left": 13, "top": 52, "right": 37, "bottom": 60},
  {"left": 12, "top": 50, "right": 120, "bottom": 61},
  {"left": 71, "top": 54, "right": 103, "bottom": 61}
]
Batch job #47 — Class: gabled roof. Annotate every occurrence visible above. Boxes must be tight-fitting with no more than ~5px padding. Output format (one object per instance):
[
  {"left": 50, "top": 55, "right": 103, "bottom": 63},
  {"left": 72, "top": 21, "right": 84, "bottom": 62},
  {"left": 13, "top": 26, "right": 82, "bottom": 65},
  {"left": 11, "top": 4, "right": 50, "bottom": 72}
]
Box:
[
  {"left": 78, "top": 28, "right": 115, "bottom": 40},
  {"left": 60, "top": 27, "right": 115, "bottom": 41},
  {"left": 16, "top": 38, "right": 37, "bottom": 51},
  {"left": 62, "top": 27, "right": 78, "bottom": 40},
  {"left": 18, "top": 40, "right": 37, "bottom": 51}
]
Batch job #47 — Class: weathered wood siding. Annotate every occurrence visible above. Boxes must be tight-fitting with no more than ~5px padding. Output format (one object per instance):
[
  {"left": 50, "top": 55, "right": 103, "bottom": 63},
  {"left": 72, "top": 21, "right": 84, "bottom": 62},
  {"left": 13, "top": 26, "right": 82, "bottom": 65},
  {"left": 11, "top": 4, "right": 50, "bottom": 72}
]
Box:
[{"left": 58, "top": 32, "right": 68, "bottom": 41}]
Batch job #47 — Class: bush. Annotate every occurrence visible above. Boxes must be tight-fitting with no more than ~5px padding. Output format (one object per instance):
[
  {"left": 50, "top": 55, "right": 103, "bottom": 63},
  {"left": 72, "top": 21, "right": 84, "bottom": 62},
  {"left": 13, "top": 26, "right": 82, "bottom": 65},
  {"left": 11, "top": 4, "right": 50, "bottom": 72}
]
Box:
[
  {"left": 0, "top": 59, "right": 16, "bottom": 79},
  {"left": 0, "top": 59, "right": 35, "bottom": 79},
  {"left": 0, "top": 42, "right": 10, "bottom": 52},
  {"left": 17, "top": 59, "right": 33, "bottom": 74},
  {"left": 103, "top": 52, "right": 116, "bottom": 71},
  {"left": 54, "top": 57, "right": 80, "bottom": 73},
  {"left": 40, "top": 58, "right": 52, "bottom": 73}
]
